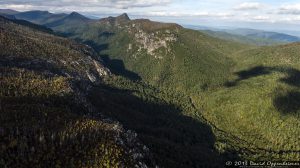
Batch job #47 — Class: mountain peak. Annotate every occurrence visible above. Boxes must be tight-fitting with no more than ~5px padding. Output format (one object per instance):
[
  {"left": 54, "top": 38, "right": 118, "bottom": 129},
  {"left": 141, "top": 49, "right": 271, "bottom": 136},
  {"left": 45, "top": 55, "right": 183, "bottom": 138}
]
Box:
[
  {"left": 116, "top": 13, "right": 130, "bottom": 21},
  {"left": 99, "top": 13, "right": 130, "bottom": 25},
  {"left": 67, "top": 11, "right": 89, "bottom": 21},
  {"left": 69, "top": 11, "right": 82, "bottom": 17},
  {"left": 70, "top": 11, "right": 80, "bottom": 16}
]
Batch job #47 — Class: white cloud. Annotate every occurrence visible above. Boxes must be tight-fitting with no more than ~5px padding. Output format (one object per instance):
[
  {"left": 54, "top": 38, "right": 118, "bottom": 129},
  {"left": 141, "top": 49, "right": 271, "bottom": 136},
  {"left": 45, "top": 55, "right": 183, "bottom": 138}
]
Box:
[
  {"left": 0, "top": 0, "right": 172, "bottom": 9},
  {"left": 144, "top": 11, "right": 233, "bottom": 19},
  {"left": 96, "top": 0, "right": 172, "bottom": 9},
  {"left": 0, "top": 4, "right": 35, "bottom": 11},
  {"left": 281, "top": 15, "right": 300, "bottom": 22},
  {"left": 234, "top": 2, "right": 264, "bottom": 10},
  {"left": 279, "top": 4, "right": 300, "bottom": 15},
  {"left": 252, "top": 15, "right": 269, "bottom": 20},
  {"left": 1, "top": 0, "right": 300, "bottom": 28}
]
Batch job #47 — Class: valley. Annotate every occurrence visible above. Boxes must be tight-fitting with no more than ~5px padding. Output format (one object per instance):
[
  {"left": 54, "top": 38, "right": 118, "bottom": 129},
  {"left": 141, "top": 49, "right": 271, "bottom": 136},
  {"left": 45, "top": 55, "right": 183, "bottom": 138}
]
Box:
[{"left": 0, "top": 9, "right": 299, "bottom": 167}]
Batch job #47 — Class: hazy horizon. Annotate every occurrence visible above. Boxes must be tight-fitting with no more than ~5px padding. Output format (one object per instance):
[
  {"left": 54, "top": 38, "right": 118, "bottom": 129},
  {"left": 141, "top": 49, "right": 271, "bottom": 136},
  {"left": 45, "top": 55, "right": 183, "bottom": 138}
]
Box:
[
  {"left": 1, "top": 0, "right": 300, "bottom": 36},
  {"left": 2, "top": 7, "right": 300, "bottom": 37}
]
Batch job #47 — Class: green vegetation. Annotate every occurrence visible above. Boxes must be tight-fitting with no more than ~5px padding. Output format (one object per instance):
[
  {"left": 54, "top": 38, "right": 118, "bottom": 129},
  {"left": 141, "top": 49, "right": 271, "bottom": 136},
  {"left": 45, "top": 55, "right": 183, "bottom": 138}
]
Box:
[
  {"left": 1, "top": 11, "right": 300, "bottom": 167},
  {"left": 0, "top": 16, "right": 138, "bottom": 167},
  {"left": 0, "top": 68, "right": 132, "bottom": 167},
  {"left": 59, "top": 19, "right": 248, "bottom": 94},
  {"left": 192, "top": 43, "right": 300, "bottom": 161},
  {"left": 89, "top": 76, "right": 239, "bottom": 167},
  {"left": 48, "top": 14, "right": 299, "bottom": 163}
]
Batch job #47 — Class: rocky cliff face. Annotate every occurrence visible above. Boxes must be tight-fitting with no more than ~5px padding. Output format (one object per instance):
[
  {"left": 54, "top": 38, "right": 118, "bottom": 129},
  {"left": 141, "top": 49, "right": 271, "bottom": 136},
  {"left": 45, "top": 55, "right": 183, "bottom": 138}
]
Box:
[
  {"left": 96, "top": 14, "right": 182, "bottom": 59},
  {"left": 112, "top": 17, "right": 182, "bottom": 59},
  {"left": 130, "top": 28, "right": 178, "bottom": 59}
]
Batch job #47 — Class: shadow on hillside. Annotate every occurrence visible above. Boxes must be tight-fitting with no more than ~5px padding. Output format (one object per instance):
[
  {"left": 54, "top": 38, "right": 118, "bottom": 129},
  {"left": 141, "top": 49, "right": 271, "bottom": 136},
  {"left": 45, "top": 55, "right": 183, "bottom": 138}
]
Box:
[
  {"left": 55, "top": 31, "right": 75, "bottom": 38},
  {"left": 224, "top": 65, "right": 300, "bottom": 116},
  {"left": 101, "top": 55, "right": 141, "bottom": 81},
  {"left": 84, "top": 40, "right": 109, "bottom": 53},
  {"left": 99, "top": 31, "right": 115, "bottom": 38},
  {"left": 81, "top": 40, "right": 141, "bottom": 81},
  {"left": 58, "top": 32, "right": 141, "bottom": 81},
  {"left": 88, "top": 85, "right": 240, "bottom": 168},
  {"left": 224, "top": 66, "right": 271, "bottom": 87},
  {"left": 274, "top": 91, "right": 300, "bottom": 115}
]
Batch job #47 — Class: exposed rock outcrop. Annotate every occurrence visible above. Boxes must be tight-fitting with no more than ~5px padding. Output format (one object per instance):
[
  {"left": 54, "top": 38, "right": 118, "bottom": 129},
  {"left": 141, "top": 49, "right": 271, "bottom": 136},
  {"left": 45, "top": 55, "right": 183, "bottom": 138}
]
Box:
[{"left": 132, "top": 28, "right": 177, "bottom": 58}]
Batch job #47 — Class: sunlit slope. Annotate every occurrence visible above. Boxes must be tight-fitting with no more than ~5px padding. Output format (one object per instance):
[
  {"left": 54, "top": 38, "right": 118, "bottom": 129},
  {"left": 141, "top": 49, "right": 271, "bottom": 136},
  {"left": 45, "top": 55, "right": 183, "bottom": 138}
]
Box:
[{"left": 193, "top": 43, "right": 300, "bottom": 161}]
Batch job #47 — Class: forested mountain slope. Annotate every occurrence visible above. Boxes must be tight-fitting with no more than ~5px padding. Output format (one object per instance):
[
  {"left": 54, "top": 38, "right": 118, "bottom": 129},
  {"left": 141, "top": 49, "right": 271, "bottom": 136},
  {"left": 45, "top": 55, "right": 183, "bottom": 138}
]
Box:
[
  {"left": 193, "top": 43, "right": 300, "bottom": 161},
  {"left": 1, "top": 9, "right": 300, "bottom": 167},
  {"left": 0, "top": 15, "right": 152, "bottom": 167},
  {"left": 35, "top": 12, "right": 248, "bottom": 93},
  {"left": 0, "top": 15, "right": 239, "bottom": 168},
  {"left": 1, "top": 10, "right": 249, "bottom": 93}
]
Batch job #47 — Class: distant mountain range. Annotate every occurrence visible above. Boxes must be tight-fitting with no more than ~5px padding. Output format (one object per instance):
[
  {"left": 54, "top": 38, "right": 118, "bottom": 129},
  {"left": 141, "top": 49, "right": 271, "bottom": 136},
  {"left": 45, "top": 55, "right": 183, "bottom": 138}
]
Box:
[
  {"left": 0, "top": 9, "right": 19, "bottom": 15},
  {"left": 184, "top": 24, "right": 300, "bottom": 45},
  {"left": 0, "top": 9, "right": 18, "bottom": 19},
  {"left": 226, "top": 28, "right": 300, "bottom": 42},
  {"left": 200, "top": 30, "right": 284, "bottom": 46},
  {"left": 1, "top": 9, "right": 300, "bottom": 46}
]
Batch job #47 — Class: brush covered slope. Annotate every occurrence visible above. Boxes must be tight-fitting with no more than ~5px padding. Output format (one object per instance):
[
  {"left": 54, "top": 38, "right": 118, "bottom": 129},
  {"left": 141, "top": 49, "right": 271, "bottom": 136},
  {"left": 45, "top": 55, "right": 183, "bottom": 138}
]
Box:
[{"left": 0, "top": 16, "right": 153, "bottom": 167}]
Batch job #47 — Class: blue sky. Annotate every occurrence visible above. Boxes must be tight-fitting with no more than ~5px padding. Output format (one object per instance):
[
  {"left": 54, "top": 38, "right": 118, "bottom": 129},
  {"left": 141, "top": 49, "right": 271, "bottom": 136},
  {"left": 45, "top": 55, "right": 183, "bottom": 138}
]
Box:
[{"left": 1, "top": 0, "right": 300, "bottom": 33}]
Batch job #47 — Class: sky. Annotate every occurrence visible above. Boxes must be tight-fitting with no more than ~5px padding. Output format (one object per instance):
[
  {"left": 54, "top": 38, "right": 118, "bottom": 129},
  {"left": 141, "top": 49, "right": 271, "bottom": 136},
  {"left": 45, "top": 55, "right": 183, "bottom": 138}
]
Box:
[{"left": 1, "top": 0, "right": 300, "bottom": 34}]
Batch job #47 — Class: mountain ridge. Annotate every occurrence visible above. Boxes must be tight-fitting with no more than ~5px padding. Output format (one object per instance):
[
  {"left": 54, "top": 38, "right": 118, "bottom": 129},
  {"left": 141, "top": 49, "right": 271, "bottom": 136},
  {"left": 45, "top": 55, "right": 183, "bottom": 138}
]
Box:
[
  {"left": 201, "top": 29, "right": 284, "bottom": 46},
  {"left": 1, "top": 9, "right": 300, "bottom": 167},
  {"left": 0, "top": 9, "right": 19, "bottom": 15},
  {"left": 185, "top": 24, "right": 300, "bottom": 44},
  {"left": 226, "top": 28, "right": 300, "bottom": 43}
]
